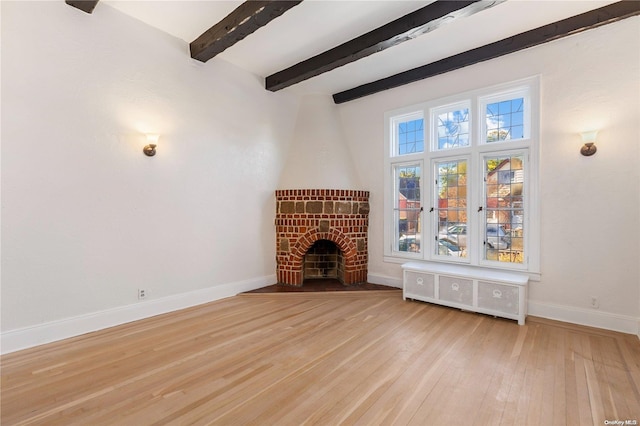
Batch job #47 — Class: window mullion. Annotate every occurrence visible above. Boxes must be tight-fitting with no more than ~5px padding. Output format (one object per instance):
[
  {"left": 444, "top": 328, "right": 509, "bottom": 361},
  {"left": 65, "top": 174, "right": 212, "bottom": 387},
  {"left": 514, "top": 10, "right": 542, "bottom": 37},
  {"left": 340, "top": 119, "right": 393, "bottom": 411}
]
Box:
[{"left": 468, "top": 152, "right": 482, "bottom": 266}]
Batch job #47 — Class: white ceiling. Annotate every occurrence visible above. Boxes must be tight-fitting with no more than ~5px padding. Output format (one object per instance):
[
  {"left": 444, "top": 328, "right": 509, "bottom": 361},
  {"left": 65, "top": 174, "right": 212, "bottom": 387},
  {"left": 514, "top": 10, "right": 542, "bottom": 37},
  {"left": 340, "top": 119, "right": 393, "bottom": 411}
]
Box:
[{"left": 102, "top": 0, "right": 617, "bottom": 96}]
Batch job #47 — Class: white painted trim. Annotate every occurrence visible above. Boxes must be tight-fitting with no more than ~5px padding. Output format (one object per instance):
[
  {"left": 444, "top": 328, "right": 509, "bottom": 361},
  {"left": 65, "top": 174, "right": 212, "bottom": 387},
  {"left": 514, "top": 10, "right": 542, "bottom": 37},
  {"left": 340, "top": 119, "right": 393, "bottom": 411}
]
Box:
[
  {"left": 368, "top": 272, "right": 403, "bottom": 289},
  {"left": 0, "top": 275, "right": 275, "bottom": 355},
  {"left": 528, "top": 300, "right": 640, "bottom": 336}
]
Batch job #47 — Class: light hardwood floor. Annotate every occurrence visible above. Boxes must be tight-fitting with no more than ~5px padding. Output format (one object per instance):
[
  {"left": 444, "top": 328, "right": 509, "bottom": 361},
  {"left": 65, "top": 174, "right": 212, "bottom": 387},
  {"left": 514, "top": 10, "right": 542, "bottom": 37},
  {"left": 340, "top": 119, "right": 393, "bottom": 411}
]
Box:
[{"left": 2, "top": 290, "right": 639, "bottom": 425}]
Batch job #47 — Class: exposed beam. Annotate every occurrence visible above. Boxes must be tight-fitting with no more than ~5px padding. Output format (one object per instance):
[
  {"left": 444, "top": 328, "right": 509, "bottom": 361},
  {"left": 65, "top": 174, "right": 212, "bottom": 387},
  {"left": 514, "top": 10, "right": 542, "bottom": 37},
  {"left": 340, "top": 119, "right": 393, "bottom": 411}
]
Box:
[
  {"left": 190, "top": 1, "right": 303, "bottom": 63},
  {"left": 266, "top": 0, "right": 504, "bottom": 92},
  {"left": 333, "top": 1, "right": 640, "bottom": 104},
  {"left": 65, "top": 0, "right": 99, "bottom": 14}
]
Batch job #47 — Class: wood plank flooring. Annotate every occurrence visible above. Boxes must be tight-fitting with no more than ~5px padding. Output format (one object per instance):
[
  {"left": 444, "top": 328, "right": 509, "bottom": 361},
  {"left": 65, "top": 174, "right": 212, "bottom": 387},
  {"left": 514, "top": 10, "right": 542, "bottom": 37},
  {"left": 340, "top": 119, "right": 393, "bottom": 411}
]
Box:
[{"left": 2, "top": 291, "right": 639, "bottom": 425}]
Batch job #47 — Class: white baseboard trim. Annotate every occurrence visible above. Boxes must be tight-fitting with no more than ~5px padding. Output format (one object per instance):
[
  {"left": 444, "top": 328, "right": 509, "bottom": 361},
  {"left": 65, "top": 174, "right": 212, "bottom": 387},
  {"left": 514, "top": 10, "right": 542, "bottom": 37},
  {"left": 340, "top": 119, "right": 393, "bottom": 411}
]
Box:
[
  {"left": 0, "top": 275, "right": 275, "bottom": 355},
  {"left": 367, "top": 273, "right": 402, "bottom": 289},
  {"left": 527, "top": 300, "right": 639, "bottom": 336},
  {"left": 369, "top": 272, "right": 639, "bottom": 337}
]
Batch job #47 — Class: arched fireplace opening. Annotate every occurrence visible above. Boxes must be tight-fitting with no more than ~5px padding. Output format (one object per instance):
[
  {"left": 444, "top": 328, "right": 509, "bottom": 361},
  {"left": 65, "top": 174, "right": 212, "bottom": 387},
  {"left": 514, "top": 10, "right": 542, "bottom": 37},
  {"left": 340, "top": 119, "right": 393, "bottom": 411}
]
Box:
[{"left": 303, "top": 240, "right": 344, "bottom": 284}]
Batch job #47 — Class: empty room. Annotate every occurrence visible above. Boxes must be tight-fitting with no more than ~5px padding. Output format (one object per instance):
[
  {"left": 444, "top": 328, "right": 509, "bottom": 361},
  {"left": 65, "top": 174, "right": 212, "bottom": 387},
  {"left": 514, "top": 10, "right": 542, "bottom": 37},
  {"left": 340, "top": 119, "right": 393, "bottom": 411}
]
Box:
[{"left": 1, "top": 1, "right": 639, "bottom": 424}]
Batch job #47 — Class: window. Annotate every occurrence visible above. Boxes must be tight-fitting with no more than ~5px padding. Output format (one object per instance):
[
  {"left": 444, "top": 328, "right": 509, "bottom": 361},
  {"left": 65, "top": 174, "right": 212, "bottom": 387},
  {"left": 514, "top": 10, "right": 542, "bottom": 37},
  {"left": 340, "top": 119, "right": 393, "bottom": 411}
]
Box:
[
  {"left": 398, "top": 118, "right": 424, "bottom": 155},
  {"left": 432, "top": 102, "right": 471, "bottom": 150},
  {"left": 384, "top": 77, "right": 539, "bottom": 275},
  {"left": 394, "top": 163, "right": 422, "bottom": 254},
  {"left": 485, "top": 98, "right": 524, "bottom": 142},
  {"left": 392, "top": 112, "right": 424, "bottom": 156},
  {"left": 435, "top": 158, "right": 468, "bottom": 259},
  {"left": 483, "top": 153, "right": 526, "bottom": 264}
]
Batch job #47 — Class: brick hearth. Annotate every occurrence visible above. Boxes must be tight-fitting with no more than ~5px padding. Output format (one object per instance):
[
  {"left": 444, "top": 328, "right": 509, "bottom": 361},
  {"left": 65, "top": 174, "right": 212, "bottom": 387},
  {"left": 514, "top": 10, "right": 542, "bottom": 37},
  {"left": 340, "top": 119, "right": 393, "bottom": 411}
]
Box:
[{"left": 275, "top": 189, "right": 370, "bottom": 286}]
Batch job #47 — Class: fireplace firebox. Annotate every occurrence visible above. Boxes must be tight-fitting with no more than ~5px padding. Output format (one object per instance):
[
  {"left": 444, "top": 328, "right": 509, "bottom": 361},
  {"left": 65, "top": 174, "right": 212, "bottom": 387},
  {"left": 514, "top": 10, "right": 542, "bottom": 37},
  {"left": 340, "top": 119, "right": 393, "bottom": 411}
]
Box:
[{"left": 303, "top": 240, "right": 344, "bottom": 282}]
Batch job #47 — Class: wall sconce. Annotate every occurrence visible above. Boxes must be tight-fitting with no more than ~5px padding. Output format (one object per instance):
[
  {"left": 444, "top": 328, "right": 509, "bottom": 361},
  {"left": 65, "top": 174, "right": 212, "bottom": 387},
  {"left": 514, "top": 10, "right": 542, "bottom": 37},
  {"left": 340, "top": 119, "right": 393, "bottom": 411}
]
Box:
[
  {"left": 580, "top": 130, "right": 598, "bottom": 156},
  {"left": 143, "top": 134, "right": 159, "bottom": 157}
]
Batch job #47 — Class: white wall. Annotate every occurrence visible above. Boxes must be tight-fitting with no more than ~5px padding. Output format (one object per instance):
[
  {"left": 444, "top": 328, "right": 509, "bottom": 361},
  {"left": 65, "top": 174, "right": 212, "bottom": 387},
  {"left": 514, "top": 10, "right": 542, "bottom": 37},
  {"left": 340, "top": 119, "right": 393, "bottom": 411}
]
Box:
[
  {"left": 1, "top": 1, "right": 299, "bottom": 346},
  {"left": 278, "top": 94, "right": 363, "bottom": 190},
  {"left": 338, "top": 17, "right": 640, "bottom": 334}
]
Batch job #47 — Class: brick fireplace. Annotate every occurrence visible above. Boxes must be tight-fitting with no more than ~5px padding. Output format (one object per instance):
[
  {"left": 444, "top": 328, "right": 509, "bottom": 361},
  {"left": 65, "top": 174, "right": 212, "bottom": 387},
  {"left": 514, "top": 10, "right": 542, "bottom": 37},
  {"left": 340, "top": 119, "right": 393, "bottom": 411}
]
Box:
[{"left": 275, "top": 189, "right": 370, "bottom": 286}]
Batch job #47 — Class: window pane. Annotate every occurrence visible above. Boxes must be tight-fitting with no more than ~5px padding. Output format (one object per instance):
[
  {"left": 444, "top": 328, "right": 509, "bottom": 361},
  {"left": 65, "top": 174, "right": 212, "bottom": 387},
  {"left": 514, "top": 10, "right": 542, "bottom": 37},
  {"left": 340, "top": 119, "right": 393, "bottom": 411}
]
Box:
[
  {"left": 436, "top": 107, "right": 470, "bottom": 149},
  {"left": 484, "top": 154, "right": 525, "bottom": 263},
  {"left": 435, "top": 159, "right": 467, "bottom": 258},
  {"left": 395, "top": 165, "right": 421, "bottom": 253},
  {"left": 486, "top": 97, "right": 525, "bottom": 142},
  {"left": 397, "top": 118, "right": 424, "bottom": 155}
]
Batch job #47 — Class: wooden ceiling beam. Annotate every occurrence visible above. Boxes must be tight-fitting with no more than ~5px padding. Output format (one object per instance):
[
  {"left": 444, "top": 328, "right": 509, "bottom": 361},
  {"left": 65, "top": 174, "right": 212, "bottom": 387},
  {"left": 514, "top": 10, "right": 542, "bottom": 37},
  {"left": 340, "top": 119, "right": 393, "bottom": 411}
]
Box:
[
  {"left": 190, "top": 0, "right": 303, "bottom": 63},
  {"left": 65, "top": 0, "right": 99, "bottom": 14},
  {"left": 333, "top": 1, "right": 640, "bottom": 104},
  {"left": 266, "top": 0, "right": 503, "bottom": 92}
]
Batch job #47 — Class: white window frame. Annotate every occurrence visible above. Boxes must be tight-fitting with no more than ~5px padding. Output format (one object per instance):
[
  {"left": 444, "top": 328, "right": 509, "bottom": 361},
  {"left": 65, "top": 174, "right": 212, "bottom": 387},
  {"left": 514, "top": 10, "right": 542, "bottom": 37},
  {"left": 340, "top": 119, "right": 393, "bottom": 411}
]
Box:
[{"left": 384, "top": 77, "right": 540, "bottom": 278}]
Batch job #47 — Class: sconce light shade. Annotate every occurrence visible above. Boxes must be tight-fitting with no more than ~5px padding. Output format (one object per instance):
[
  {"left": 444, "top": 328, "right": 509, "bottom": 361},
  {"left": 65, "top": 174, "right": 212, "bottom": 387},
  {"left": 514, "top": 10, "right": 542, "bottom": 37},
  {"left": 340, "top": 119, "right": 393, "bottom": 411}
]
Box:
[
  {"left": 143, "top": 134, "right": 159, "bottom": 157},
  {"left": 580, "top": 130, "right": 598, "bottom": 156}
]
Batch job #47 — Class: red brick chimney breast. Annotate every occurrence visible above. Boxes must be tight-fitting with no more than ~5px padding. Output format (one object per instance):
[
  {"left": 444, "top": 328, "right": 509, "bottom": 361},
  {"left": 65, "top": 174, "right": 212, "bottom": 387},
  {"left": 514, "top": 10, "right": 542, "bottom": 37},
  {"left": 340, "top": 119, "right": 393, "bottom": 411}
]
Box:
[{"left": 275, "top": 189, "right": 370, "bottom": 286}]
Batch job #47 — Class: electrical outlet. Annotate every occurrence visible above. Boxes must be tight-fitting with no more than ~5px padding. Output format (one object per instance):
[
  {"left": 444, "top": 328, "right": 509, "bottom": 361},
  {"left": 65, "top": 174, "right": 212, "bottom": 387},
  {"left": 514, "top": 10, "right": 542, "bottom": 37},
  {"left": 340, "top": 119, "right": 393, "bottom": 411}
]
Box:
[
  {"left": 590, "top": 296, "right": 599, "bottom": 309},
  {"left": 138, "top": 289, "right": 147, "bottom": 300}
]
